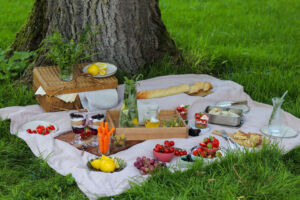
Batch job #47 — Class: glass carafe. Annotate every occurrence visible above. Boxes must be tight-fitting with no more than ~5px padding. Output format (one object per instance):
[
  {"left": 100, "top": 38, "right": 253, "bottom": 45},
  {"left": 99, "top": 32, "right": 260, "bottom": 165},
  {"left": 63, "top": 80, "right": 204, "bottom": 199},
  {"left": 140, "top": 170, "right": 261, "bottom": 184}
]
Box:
[{"left": 268, "top": 97, "right": 284, "bottom": 136}]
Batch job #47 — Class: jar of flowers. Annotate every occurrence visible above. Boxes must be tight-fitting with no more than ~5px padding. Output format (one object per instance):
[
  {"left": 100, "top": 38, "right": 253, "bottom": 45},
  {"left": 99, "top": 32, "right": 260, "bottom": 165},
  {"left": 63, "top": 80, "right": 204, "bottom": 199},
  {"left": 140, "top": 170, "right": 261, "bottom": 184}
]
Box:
[{"left": 39, "top": 30, "right": 92, "bottom": 81}]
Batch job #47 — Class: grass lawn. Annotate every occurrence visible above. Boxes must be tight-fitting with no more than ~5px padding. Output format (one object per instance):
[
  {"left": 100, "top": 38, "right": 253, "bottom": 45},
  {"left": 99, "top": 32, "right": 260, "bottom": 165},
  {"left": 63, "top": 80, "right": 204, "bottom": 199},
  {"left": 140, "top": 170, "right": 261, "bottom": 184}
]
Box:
[{"left": 0, "top": 0, "right": 299, "bottom": 199}]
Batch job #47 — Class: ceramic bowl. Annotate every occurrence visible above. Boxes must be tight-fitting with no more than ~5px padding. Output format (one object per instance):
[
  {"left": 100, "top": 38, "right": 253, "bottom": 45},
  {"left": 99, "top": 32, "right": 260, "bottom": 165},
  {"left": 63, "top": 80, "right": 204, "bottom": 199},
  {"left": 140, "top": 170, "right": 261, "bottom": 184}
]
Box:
[
  {"left": 153, "top": 150, "right": 174, "bottom": 162},
  {"left": 178, "top": 155, "right": 194, "bottom": 168}
]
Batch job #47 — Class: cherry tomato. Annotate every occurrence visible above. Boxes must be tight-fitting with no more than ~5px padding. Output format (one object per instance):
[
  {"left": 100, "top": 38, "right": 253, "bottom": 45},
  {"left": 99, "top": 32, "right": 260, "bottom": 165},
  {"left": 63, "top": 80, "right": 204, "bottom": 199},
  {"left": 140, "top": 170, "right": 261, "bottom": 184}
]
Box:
[
  {"left": 182, "top": 150, "right": 187, "bottom": 155},
  {"left": 164, "top": 148, "right": 170, "bottom": 153},
  {"left": 164, "top": 140, "right": 170, "bottom": 147},
  {"left": 169, "top": 141, "right": 175, "bottom": 147},
  {"left": 170, "top": 147, "right": 175, "bottom": 153},
  {"left": 154, "top": 147, "right": 160, "bottom": 152},
  {"left": 175, "top": 150, "right": 180, "bottom": 156}
]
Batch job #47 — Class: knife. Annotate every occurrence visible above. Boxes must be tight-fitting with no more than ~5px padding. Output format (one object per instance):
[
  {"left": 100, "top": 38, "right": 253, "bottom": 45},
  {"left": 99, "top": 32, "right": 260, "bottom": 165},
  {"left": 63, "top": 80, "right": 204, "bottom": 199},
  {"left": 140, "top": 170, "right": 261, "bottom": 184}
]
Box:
[
  {"left": 218, "top": 100, "right": 248, "bottom": 107},
  {"left": 221, "top": 130, "right": 242, "bottom": 149},
  {"left": 221, "top": 130, "right": 236, "bottom": 150}
]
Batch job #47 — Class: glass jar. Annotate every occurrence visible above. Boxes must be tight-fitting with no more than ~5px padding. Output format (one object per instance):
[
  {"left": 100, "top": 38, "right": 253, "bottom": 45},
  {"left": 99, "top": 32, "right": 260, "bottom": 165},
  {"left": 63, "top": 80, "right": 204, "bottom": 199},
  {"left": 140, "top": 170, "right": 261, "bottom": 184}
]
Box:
[
  {"left": 144, "top": 105, "right": 160, "bottom": 128},
  {"left": 59, "top": 65, "right": 73, "bottom": 81}
]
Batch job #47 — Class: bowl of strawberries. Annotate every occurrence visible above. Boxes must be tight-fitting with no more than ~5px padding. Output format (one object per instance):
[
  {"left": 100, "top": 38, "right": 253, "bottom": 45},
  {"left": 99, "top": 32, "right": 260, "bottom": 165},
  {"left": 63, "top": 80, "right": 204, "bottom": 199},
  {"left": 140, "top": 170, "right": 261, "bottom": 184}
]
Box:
[
  {"left": 153, "top": 140, "right": 176, "bottom": 162},
  {"left": 191, "top": 136, "right": 223, "bottom": 161}
]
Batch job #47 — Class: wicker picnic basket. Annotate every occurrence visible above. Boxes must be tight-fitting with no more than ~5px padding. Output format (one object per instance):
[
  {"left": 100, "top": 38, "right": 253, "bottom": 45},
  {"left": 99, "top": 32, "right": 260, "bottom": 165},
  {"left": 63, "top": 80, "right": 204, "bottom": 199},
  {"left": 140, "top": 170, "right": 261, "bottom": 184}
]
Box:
[{"left": 33, "top": 63, "right": 118, "bottom": 112}]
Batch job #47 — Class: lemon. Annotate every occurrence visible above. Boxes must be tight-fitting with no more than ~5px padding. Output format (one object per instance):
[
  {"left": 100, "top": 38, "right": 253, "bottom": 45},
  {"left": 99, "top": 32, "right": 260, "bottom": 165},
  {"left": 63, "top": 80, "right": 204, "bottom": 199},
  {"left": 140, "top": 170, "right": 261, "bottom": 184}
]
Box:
[
  {"left": 132, "top": 118, "right": 138, "bottom": 125},
  {"left": 91, "top": 159, "right": 102, "bottom": 170},
  {"left": 99, "top": 158, "right": 116, "bottom": 172},
  {"left": 87, "top": 64, "right": 99, "bottom": 75}
]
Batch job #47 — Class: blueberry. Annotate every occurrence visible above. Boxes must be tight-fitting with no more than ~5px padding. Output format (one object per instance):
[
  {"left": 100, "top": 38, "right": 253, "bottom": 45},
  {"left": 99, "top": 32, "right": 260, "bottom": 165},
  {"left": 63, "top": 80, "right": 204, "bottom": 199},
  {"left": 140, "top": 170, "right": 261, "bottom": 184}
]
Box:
[
  {"left": 91, "top": 114, "right": 104, "bottom": 120},
  {"left": 189, "top": 128, "right": 201, "bottom": 136}
]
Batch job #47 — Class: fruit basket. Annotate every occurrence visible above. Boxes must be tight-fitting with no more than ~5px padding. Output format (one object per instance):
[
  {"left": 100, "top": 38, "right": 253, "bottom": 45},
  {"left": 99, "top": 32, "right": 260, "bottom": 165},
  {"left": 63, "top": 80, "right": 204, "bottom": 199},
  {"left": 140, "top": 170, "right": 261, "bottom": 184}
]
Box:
[{"left": 106, "top": 110, "right": 188, "bottom": 140}]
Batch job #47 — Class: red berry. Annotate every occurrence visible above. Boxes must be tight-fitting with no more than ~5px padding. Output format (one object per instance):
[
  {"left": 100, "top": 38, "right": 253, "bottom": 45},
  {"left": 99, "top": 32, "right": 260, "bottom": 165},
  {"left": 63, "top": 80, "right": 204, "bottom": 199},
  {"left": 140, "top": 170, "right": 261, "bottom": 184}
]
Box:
[
  {"left": 49, "top": 125, "right": 55, "bottom": 130},
  {"left": 26, "top": 129, "right": 32, "bottom": 133},
  {"left": 212, "top": 139, "right": 220, "bottom": 148},
  {"left": 169, "top": 141, "right": 175, "bottom": 147},
  {"left": 204, "top": 138, "right": 211, "bottom": 143},
  {"left": 193, "top": 150, "right": 198, "bottom": 156},
  {"left": 37, "top": 128, "right": 43, "bottom": 134},
  {"left": 200, "top": 151, "right": 206, "bottom": 157},
  {"left": 32, "top": 130, "right": 37, "bottom": 134},
  {"left": 200, "top": 142, "right": 207, "bottom": 147},
  {"left": 164, "top": 140, "right": 170, "bottom": 147}
]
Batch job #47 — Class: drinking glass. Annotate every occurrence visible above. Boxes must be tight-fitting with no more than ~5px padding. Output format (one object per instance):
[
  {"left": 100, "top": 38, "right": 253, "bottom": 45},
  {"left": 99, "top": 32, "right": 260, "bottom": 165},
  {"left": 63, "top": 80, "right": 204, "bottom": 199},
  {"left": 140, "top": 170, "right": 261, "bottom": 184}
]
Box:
[
  {"left": 70, "top": 112, "right": 86, "bottom": 145},
  {"left": 87, "top": 113, "right": 105, "bottom": 147},
  {"left": 268, "top": 97, "right": 284, "bottom": 136}
]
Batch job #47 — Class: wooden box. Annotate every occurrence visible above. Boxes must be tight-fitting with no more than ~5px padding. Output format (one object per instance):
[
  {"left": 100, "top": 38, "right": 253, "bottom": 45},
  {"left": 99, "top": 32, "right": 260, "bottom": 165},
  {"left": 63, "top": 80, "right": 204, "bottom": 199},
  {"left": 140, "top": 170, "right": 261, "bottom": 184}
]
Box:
[
  {"left": 106, "top": 110, "right": 188, "bottom": 140},
  {"left": 33, "top": 63, "right": 118, "bottom": 112}
]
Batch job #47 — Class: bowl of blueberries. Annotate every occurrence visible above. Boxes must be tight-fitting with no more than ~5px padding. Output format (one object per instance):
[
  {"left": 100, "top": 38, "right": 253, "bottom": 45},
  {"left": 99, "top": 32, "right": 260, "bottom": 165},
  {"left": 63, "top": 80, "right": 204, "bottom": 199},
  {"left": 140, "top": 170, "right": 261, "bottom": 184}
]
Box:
[{"left": 178, "top": 154, "right": 195, "bottom": 168}]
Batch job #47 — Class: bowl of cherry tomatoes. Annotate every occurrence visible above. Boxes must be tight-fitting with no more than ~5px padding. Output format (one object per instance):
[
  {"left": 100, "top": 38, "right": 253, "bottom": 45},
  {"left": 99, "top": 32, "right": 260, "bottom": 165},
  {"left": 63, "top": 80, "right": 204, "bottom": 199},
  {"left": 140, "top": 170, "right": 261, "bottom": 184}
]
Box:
[{"left": 153, "top": 140, "right": 187, "bottom": 162}]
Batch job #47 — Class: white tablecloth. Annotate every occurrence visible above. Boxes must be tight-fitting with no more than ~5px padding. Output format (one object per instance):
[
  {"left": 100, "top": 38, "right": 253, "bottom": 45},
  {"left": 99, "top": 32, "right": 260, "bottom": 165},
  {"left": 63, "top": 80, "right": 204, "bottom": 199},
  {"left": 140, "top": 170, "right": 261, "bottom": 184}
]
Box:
[{"left": 0, "top": 74, "right": 299, "bottom": 199}]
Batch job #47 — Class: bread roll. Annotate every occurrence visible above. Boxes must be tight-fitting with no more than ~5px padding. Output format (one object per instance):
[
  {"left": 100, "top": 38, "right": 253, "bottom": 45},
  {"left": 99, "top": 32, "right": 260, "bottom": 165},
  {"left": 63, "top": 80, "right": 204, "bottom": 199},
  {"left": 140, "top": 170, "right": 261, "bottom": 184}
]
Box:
[
  {"left": 187, "top": 82, "right": 204, "bottom": 94},
  {"left": 203, "top": 82, "right": 213, "bottom": 91},
  {"left": 137, "top": 84, "right": 190, "bottom": 99}
]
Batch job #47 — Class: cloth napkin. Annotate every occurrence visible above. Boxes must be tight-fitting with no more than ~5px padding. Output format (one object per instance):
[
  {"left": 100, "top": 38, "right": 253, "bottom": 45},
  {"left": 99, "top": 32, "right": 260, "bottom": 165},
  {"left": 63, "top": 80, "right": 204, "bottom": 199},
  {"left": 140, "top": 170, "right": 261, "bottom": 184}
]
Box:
[{"left": 78, "top": 89, "right": 118, "bottom": 111}]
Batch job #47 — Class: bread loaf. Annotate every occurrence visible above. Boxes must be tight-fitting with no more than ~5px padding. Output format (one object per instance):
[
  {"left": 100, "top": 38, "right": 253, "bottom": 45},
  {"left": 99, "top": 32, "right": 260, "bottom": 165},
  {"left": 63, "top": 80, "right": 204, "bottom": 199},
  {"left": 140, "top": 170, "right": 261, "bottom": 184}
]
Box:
[
  {"left": 187, "top": 82, "right": 204, "bottom": 94},
  {"left": 137, "top": 84, "right": 190, "bottom": 99}
]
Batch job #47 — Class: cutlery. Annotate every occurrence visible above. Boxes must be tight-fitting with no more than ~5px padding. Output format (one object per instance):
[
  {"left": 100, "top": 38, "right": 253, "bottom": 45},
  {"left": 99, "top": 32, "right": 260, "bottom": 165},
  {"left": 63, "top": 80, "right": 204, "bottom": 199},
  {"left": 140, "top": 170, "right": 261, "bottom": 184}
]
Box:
[
  {"left": 218, "top": 100, "right": 248, "bottom": 107},
  {"left": 221, "top": 130, "right": 236, "bottom": 150}
]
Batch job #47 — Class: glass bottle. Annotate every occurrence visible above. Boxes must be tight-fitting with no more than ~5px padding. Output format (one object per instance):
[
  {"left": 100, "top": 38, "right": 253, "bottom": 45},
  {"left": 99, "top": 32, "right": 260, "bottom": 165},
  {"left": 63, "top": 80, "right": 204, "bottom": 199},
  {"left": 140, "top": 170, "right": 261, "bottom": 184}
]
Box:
[{"left": 268, "top": 97, "right": 284, "bottom": 136}]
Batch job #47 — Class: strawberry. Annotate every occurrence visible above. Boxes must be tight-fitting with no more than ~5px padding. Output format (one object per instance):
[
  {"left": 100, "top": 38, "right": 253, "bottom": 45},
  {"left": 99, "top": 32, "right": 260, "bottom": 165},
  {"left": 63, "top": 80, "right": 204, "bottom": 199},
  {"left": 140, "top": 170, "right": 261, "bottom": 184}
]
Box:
[
  {"left": 212, "top": 138, "right": 220, "bottom": 148},
  {"left": 44, "top": 130, "right": 50, "bottom": 135},
  {"left": 209, "top": 136, "right": 215, "bottom": 142},
  {"left": 26, "top": 129, "right": 32, "bottom": 133},
  {"left": 200, "top": 151, "right": 206, "bottom": 157},
  {"left": 204, "top": 138, "right": 211, "bottom": 143},
  {"left": 207, "top": 143, "right": 212, "bottom": 149},
  {"left": 49, "top": 125, "right": 55, "bottom": 130},
  {"left": 193, "top": 150, "right": 198, "bottom": 156},
  {"left": 36, "top": 128, "right": 43, "bottom": 134},
  {"left": 200, "top": 142, "right": 207, "bottom": 147},
  {"left": 32, "top": 130, "right": 37, "bottom": 134}
]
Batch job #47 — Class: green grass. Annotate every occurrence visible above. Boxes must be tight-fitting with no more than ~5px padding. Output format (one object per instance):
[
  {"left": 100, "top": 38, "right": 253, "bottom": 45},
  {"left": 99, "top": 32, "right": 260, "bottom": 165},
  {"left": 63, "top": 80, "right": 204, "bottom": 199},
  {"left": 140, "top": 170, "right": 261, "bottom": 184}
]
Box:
[{"left": 0, "top": 0, "right": 300, "bottom": 199}]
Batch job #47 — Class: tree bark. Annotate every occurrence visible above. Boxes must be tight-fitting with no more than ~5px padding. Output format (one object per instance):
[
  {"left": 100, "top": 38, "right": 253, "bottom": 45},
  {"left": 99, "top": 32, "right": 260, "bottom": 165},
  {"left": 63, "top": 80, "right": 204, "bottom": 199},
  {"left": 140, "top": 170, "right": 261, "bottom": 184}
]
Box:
[{"left": 11, "top": 0, "right": 179, "bottom": 73}]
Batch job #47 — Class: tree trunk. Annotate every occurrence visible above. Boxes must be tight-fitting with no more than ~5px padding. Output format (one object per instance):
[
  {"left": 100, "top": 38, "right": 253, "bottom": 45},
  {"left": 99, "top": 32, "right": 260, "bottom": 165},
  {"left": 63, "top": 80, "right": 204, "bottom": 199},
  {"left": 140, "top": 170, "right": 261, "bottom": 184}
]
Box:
[{"left": 11, "top": 0, "right": 179, "bottom": 73}]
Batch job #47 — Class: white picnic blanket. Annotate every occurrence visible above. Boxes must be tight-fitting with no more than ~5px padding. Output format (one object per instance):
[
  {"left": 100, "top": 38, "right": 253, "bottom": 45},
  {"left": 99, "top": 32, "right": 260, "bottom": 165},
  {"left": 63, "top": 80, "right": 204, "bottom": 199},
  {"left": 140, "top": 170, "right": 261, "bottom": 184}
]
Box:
[{"left": 0, "top": 74, "right": 299, "bottom": 199}]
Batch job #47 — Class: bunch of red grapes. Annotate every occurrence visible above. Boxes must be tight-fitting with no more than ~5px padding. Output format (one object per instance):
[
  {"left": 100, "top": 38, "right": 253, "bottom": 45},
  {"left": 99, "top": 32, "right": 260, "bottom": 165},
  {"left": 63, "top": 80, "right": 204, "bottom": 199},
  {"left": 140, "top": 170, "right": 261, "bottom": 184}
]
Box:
[{"left": 134, "top": 156, "right": 166, "bottom": 175}]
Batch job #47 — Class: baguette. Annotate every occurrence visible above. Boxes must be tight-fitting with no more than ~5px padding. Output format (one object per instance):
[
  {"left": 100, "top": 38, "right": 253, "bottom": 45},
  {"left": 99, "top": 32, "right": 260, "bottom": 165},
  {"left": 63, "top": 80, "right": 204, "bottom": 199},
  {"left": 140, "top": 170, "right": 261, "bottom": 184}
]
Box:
[
  {"left": 137, "top": 84, "right": 190, "bottom": 99},
  {"left": 187, "top": 82, "right": 204, "bottom": 94}
]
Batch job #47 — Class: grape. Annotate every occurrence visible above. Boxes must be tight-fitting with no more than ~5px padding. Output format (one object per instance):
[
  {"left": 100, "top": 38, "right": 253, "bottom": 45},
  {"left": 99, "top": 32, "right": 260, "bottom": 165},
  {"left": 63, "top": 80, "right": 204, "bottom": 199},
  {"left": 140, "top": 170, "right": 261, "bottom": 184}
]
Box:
[
  {"left": 150, "top": 159, "right": 155, "bottom": 165},
  {"left": 137, "top": 157, "right": 141, "bottom": 162},
  {"left": 134, "top": 156, "right": 167, "bottom": 175}
]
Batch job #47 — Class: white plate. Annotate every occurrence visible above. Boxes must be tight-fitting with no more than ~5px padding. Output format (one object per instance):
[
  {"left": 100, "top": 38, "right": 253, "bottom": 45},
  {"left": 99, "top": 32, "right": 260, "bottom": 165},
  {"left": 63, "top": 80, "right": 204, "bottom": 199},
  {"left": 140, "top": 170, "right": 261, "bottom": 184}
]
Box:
[
  {"left": 19, "top": 120, "right": 58, "bottom": 134},
  {"left": 83, "top": 63, "right": 117, "bottom": 78},
  {"left": 215, "top": 101, "right": 250, "bottom": 113},
  {"left": 261, "top": 126, "right": 298, "bottom": 138}
]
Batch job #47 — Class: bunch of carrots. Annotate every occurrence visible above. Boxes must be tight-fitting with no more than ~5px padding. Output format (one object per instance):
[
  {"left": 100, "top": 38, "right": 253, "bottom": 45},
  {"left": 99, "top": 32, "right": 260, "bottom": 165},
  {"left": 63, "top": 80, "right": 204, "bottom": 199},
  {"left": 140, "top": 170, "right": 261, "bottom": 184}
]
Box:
[{"left": 98, "top": 122, "right": 115, "bottom": 154}]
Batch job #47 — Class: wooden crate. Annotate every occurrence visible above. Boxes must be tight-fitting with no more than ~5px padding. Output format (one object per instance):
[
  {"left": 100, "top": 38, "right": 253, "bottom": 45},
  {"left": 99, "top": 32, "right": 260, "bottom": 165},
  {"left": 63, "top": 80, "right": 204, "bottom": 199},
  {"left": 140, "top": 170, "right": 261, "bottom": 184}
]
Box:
[
  {"left": 106, "top": 110, "right": 188, "bottom": 140},
  {"left": 33, "top": 63, "right": 118, "bottom": 112}
]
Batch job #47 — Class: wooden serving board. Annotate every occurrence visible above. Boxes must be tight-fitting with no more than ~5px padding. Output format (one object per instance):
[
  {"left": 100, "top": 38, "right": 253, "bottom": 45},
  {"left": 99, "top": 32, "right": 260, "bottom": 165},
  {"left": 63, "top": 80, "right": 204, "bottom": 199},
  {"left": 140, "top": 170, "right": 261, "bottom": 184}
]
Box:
[
  {"left": 212, "top": 130, "right": 270, "bottom": 148},
  {"left": 55, "top": 131, "right": 143, "bottom": 156},
  {"left": 186, "top": 90, "right": 213, "bottom": 97}
]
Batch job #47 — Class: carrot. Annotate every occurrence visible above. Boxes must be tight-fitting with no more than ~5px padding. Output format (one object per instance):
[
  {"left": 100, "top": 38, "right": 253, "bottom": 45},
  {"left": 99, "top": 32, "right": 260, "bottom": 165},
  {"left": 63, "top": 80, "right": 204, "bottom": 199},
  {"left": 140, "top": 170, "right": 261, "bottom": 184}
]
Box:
[
  {"left": 100, "top": 135, "right": 104, "bottom": 153},
  {"left": 105, "top": 122, "right": 108, "bottom": 135},
  {"left": 103, "top": 135, "right": 107, "bottom": 153},
  {"left": 107, "top": 128, "right": 115, "bottom": 137}
]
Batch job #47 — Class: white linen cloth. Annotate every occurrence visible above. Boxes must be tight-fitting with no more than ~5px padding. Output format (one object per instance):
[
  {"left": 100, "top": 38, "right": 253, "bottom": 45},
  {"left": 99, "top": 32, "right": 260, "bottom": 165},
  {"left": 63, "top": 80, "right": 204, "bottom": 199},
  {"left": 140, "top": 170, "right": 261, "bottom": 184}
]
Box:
[
  {"left": 78, "top": 89, "right": 118, "bottom": 111},
  {"left": 0, "top": 74, "right": 299, "bottom": 199}
]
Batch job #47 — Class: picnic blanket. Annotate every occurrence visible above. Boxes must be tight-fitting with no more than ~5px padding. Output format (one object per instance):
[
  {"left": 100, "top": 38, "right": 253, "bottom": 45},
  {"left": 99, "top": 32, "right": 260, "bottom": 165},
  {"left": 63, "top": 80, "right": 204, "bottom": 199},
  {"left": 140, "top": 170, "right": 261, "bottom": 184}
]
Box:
[{"left": 0, "top": 74, "right": 299, "bottom": 199}]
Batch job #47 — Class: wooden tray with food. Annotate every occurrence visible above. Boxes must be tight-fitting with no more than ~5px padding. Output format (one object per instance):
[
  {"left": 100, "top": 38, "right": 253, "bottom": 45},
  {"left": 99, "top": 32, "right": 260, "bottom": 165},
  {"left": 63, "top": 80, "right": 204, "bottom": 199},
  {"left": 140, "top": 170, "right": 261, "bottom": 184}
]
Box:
[
  {"left": 212, "top": 130, "right": 270, "bottom": 148},
  {"left": 106, "top": 110, "right": 188, "bottom": 140},
  {"left": 55, "top": 131, "right": 143, "bottom": 156}
]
